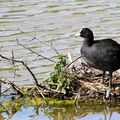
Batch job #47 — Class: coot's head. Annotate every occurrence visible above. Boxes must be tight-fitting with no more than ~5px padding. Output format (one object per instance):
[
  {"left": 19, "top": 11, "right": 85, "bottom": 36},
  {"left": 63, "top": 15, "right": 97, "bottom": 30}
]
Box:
[{"left": 75, "top": 28, "right": 94, "bottom": 40}]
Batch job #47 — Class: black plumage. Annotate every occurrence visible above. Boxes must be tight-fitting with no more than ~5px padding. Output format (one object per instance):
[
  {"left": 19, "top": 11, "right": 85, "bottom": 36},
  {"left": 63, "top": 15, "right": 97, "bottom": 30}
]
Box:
[{"left": 75, "top": 28, "right": 120, "bottom": 97}]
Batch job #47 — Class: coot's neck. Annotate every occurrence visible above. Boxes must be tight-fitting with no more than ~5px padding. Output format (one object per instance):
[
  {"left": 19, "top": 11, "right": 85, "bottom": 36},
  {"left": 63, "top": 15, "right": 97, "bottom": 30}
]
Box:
[{"left": 83, "top": 37, "right": 94, "bottom": 46}]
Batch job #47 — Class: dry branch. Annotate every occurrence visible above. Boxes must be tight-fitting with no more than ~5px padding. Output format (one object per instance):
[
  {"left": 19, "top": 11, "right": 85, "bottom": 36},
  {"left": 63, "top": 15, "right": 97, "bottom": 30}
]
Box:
[
  {"left": 67, "top": 56, "right": 81, "bottom": 68},
  {"left": 2, "top": 26, "right": 60, "bottom": 56},
  {"left": 35, "top": 85, "right": 48, "bottom": 104},
  {"left": 16, "top": 39, "right": 55, "bottom": 63},
  {"left": 0, "top": 54, "right": 65, "bottom": 96},
  {"left": 0, "top": 78, "right": 23, "bottom": 96},
  {"left": 0, "top": 54, "right": 40, "bottom": 86},
  {"left": 17, "top": 28, "right": 60, "bottom": 55},
  {"left": 0, "top": 81, "right": 1, "bottom": 96},
  {"left": 50, "top": 43, "right": 60, "bottom": 55}
]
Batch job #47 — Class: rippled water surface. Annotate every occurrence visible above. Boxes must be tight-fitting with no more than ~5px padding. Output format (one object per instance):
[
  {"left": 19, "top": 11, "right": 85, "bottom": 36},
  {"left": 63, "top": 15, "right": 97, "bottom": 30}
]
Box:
[{"left": 0, "top": 0, "right": 120, "bottom": 119}]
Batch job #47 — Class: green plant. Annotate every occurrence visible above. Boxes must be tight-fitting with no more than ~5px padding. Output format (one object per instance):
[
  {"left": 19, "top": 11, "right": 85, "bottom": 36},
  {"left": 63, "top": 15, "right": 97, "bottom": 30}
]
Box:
[{"left": 45, "top": 54, "right": 77, "bottom": 94}]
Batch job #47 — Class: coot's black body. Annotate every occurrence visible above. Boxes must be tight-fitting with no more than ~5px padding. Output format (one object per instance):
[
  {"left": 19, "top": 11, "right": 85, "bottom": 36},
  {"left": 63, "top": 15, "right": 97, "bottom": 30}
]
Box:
[
  {"left": 75, "top": 28, "right": 120, "bottom": 97},
  {"left": 81, "top": 38, "right": 120, "bottom": 72}
]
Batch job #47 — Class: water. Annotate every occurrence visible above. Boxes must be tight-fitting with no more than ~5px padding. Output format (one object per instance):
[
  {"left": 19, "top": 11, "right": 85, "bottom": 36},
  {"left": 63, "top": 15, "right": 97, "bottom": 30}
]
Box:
[
  {"left": 1, "top": 103, "right": 120, "bottom": 120},
  {"left": 0, "top": 0, "right": 120, "bottom": 119}
]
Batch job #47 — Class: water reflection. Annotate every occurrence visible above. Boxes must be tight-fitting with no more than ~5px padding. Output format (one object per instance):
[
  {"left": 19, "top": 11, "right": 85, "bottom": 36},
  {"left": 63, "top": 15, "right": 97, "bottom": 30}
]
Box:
[{"left": 1, "top": 101, "right": 120, "bottom": 120}]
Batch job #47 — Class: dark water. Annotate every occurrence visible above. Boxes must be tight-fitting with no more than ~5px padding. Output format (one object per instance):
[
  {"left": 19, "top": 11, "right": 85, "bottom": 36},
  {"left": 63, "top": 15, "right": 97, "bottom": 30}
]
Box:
[{"left": 0, "top": 0, "right": 120, "bottom": 119}]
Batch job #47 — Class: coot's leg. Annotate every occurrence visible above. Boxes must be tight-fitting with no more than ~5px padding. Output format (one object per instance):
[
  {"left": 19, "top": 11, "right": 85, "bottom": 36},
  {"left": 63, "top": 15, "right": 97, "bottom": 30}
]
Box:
[
  {"left": 106, "top": 71, "right": 112, "bottom": 98},
  {"left": 109, "top": 72, "right": 112, "bottom": 89},
  {"left": 101, "top": 71, "right": 105, "bottom": 84}
]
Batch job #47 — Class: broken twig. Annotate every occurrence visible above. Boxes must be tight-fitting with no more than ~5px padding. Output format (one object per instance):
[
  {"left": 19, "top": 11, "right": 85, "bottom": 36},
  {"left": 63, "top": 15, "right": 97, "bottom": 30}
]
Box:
[{"left": 16, "top": 39, "right": 55, "bottom": 63}]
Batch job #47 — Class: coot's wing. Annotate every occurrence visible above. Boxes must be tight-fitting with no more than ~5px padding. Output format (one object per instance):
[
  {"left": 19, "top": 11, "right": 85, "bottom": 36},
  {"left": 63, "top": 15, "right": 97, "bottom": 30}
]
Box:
[{"left": 92, "top": 39, "right": 120, "bottom": 71}]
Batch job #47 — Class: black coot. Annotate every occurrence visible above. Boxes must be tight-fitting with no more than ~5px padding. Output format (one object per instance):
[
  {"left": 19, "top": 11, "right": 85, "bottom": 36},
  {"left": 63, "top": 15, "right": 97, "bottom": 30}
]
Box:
[{"left": 75, "top": 28, "right": 120, "bottom": 97}]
